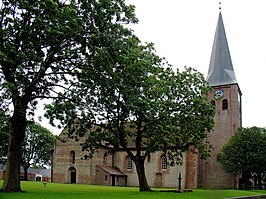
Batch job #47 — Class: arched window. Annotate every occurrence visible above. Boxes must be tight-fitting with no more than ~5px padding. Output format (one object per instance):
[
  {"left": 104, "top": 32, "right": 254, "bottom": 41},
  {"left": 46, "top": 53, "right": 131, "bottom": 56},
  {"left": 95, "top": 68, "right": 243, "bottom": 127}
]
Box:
[
  {"left": 161, "top": 155, "right": 167, "bottom": 170},
  {"left": 127, "top": 156, "right": 132, "bottom": 170},
  {"left": 211, "top": 100, "right": 216, "bottom": 107},
  {"left": 222, "top": 99, "right": 228, "bottom": 110},
  {"left": 70, "top": 150, "right": 75, "bottom": 164}
]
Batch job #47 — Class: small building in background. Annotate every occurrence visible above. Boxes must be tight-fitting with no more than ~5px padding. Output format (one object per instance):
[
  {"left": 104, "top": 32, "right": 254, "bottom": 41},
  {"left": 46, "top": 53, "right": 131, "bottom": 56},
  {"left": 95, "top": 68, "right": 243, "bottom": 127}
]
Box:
[{"left": 0, "top": 164, "right": 51, "bottom": 182}]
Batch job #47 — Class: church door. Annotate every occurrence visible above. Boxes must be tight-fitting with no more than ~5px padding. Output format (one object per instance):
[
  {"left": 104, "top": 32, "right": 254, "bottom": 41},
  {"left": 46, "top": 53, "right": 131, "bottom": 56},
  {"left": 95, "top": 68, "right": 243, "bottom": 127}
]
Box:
[
  {"left": 112, "top": 176, "right": 116, "bottom": 186},
  {"left": 69, "top": 167, "right": 76, "bottom": 183}
]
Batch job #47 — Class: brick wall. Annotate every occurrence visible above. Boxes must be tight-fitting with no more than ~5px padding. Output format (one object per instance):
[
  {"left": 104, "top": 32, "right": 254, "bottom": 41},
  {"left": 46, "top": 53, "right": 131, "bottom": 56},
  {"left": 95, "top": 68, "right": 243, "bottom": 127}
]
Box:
[
  {"left": 198, "top": 84, "right": 240, "bottom": 189},
  {"left": 53, "top": 127, "right": 187, "bottom": 188},
  {"left": 114, "top": 151, "right": 186, "bottom": 188}
]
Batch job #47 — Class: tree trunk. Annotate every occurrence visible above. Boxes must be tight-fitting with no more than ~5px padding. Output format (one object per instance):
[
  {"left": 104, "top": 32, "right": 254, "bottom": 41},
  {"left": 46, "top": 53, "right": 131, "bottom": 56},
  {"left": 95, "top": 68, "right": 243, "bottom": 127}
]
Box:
[
  {"left": 134, "top": 157, "right": 151, "bottom": 191},
  {"left": 23, "top": 165, "right": 30, "bottom": 181},
  {"left": 242, "top": 171, "right": 251, "bottom": 190},
  {"left": 257, "top": 173, "right": 263, "bottom": 190},
  {"left": 2, "top": 108, "right": 27, "bottom": 192}
]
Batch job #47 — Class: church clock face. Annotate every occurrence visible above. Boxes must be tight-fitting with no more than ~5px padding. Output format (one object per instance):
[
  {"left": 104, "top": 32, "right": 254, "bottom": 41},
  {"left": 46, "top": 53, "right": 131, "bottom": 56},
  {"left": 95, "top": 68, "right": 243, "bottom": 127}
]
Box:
[{"left": 214, "top": 89, "right": 224, "bottom": 100}]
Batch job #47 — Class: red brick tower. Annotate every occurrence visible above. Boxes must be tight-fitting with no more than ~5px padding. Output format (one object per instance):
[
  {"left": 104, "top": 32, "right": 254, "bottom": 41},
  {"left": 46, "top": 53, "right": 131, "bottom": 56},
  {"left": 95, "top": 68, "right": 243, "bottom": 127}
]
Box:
[{"left": 197, "top": 11, "right": 242, "bottom": 189}]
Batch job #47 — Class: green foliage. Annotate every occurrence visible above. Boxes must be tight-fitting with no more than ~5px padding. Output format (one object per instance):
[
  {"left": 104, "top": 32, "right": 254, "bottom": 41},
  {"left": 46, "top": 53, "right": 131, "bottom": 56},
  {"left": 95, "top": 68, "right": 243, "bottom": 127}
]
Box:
[
  {"left": 46, "top": 26, "right": 214, "bottom": 190},
  {"left": 21, "top": 122, "right": 55, "bottom": 168},
  {"left": 0, "top": 0, "right": 138, "bottom": 191},
  {"left": 0, "top": 0, "right": 137, "bottom": 117},
  {"left": 219, "top": 127, "right": 266, "bottom": 175},
  {"left": 0, "top": 117, "right": 55, "bottom": 167}
]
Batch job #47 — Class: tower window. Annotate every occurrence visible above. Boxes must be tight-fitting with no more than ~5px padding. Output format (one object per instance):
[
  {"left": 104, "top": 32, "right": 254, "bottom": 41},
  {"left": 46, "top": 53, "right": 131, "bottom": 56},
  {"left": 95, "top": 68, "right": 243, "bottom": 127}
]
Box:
[
  {"left": 161, "top": 155, "right": 167, "bottom": 170},
  {"left": 70, "top": 150, "right": 75, "bottom": 164},
  {"left": 222, "top": 99, "right": 228, "bottom": 110}
]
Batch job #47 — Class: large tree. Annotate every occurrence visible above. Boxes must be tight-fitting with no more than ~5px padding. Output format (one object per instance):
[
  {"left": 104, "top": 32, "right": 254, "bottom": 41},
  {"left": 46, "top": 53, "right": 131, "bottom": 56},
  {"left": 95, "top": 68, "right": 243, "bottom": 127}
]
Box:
[
  {"left": 21, "top": 122, "right": 55, "bottom": 181},
  {"left": 219, "top": 127, "right": 266, "bottom": 189},
  {"left": 46, "top": 36, "right": 215, "bottom": 191},
  {"left": 0, "top": 0, "right": 137, "bottom": 192}
]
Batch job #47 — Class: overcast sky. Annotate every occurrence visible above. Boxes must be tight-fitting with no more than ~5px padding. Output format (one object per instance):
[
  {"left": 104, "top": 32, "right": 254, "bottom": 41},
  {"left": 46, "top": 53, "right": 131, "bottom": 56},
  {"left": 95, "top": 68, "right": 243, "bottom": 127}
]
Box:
[
  {"left": 41, "top": 0, "right": 266, "bottom": 134},
  {"left": 126, "top": 0, "right": 266, "bottom": 129}
]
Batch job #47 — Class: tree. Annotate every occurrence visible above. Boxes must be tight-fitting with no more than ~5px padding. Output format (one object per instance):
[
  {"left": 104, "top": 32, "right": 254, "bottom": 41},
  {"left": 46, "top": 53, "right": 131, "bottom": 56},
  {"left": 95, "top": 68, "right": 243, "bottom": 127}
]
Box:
[
  {"left": 21, "top": 122, "right": 55, "bottom": 181},
  {"left": 46, "top": 36, "right": 215, "bottom": 191},
  {"left": 0, "top": 116, "right": 55, "bottom": 180},
  {"left": 0, "top": 0, "right": 137, "bottom": 192},
  {"left": 219, "top": 127, "right": 266, "bottom": 189}
]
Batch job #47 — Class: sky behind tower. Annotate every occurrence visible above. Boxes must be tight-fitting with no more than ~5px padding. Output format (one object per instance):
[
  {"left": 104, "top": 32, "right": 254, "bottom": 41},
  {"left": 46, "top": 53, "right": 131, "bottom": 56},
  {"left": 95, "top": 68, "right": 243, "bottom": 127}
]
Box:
[{"left": 126, "top": 0, "right": 266, "bottom": 129}]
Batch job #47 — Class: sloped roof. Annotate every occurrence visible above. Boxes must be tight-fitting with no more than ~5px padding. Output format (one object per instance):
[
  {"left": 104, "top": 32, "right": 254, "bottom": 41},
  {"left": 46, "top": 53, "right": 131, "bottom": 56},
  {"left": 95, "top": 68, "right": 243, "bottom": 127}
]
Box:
[
  {"left": 35, "top": 169, "right": 51, "bottom": 177},
  {"left": 97, "top": 165, "right": 126, "bottom": 176},
  {"left": 206, "top": 12, "right": 238, "bottom": 86}
]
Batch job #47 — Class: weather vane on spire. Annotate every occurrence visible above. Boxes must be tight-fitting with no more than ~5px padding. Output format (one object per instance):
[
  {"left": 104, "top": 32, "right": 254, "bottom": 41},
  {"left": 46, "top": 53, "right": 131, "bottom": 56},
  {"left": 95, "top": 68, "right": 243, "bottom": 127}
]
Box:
[{"left": 219, "top": 2, "right": 222, "bottom": 11}]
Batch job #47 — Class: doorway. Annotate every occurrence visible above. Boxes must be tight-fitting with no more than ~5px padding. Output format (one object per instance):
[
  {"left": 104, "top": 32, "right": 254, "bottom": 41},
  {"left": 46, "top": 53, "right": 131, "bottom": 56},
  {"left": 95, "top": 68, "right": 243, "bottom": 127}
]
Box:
[
  {"left": 111, "top": 176, "right": 116, "bottom": 186},
  {"left": 69, "top": 167, "right": 76, "bottom": 183}
]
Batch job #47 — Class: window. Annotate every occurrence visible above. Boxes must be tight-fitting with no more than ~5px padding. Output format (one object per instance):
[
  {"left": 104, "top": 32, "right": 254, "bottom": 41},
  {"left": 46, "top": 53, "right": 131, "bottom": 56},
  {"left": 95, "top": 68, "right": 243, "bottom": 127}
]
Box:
[
  {"left": 70, "top": 150, "right": 75, "bottom": 164},
  {"left": 161, "top": 155, "right": 167, "bottom": 170},
  {"left": 127, "top": 156, "right": 132, "bottom": 170},
  {"left": 222, "top": 99, "right": 228, "bottom": 110}
]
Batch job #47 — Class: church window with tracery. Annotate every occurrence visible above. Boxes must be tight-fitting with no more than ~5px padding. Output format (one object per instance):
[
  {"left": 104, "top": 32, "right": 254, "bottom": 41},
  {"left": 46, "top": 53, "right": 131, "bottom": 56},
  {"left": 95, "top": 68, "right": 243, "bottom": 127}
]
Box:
[
  {"left": 161, "top": 155, "right": 167, "bottom": 170},
  {"left": 127, "top": 156, "right": 132, "bottom": 170}
]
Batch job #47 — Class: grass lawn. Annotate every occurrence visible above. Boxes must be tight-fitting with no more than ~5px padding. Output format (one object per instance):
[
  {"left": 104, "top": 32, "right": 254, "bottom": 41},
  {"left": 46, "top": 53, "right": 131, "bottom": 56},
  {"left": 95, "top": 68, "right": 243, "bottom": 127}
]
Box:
[{"left": 0, "top": 180, "right": 266, "bottom": 199}]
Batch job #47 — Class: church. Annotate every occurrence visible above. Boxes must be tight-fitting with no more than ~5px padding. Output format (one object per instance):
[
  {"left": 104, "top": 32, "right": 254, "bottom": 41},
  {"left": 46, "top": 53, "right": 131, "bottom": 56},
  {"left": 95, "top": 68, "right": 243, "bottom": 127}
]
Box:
[{"left": 52, "top": 10, "right": 242, "bottom": 189}]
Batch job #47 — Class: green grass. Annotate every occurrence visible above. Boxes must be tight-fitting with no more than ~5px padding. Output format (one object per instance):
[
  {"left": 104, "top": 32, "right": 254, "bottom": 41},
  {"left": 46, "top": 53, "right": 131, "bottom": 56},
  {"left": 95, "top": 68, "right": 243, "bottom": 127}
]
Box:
[{"left": 0, "top": 180, "right": 266, "bottom": 199}]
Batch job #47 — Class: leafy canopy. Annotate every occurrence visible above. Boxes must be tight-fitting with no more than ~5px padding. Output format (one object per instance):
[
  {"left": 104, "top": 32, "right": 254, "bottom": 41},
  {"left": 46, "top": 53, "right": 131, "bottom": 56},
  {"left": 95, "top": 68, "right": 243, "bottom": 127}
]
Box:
[
  {"left": 21, "top": 122, "right": 55, "bottom": 168},
  {"left": 219, "top": 127, "right": 266, "bottom": 175},
  {"left": 0, "top": 117, "right": 55, "bottom": 167},
  {"left": 46, "top": 35, "right": 215, "bottom": 164},
  {"left": 0, "top": 0, "right": 138, "bottom": 192},
  {"left": 0, "top": 0, "right": 137, "bottom": 119}
]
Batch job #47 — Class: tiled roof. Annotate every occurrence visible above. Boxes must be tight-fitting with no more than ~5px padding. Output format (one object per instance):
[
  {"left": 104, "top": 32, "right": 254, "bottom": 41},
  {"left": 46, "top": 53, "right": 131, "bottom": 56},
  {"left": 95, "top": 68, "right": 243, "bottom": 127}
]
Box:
[{"left": 97, "top": 165, "right": 126, "bottom": 176}]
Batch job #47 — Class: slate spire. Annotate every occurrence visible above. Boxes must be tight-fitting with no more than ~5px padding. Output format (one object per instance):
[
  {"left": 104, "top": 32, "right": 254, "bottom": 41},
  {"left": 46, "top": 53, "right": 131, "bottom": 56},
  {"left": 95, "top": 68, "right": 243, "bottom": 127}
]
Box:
[{"left": 206, "top": 12, "right": 237, "bottom": 86}]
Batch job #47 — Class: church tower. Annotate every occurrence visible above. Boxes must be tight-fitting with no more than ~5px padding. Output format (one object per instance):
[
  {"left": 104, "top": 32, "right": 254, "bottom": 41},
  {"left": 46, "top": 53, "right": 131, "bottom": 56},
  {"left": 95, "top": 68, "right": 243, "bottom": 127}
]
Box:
[{"left": 198, "top": 11, "right": 242, "bottom": 189}]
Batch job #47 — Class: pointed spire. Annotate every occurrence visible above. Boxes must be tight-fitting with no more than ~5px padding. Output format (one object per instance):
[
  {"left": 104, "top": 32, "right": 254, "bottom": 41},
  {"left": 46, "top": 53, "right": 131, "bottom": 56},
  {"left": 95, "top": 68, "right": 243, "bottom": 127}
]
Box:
[{"left": 206, "top": 12, "right": 237, "bottom": 86}]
